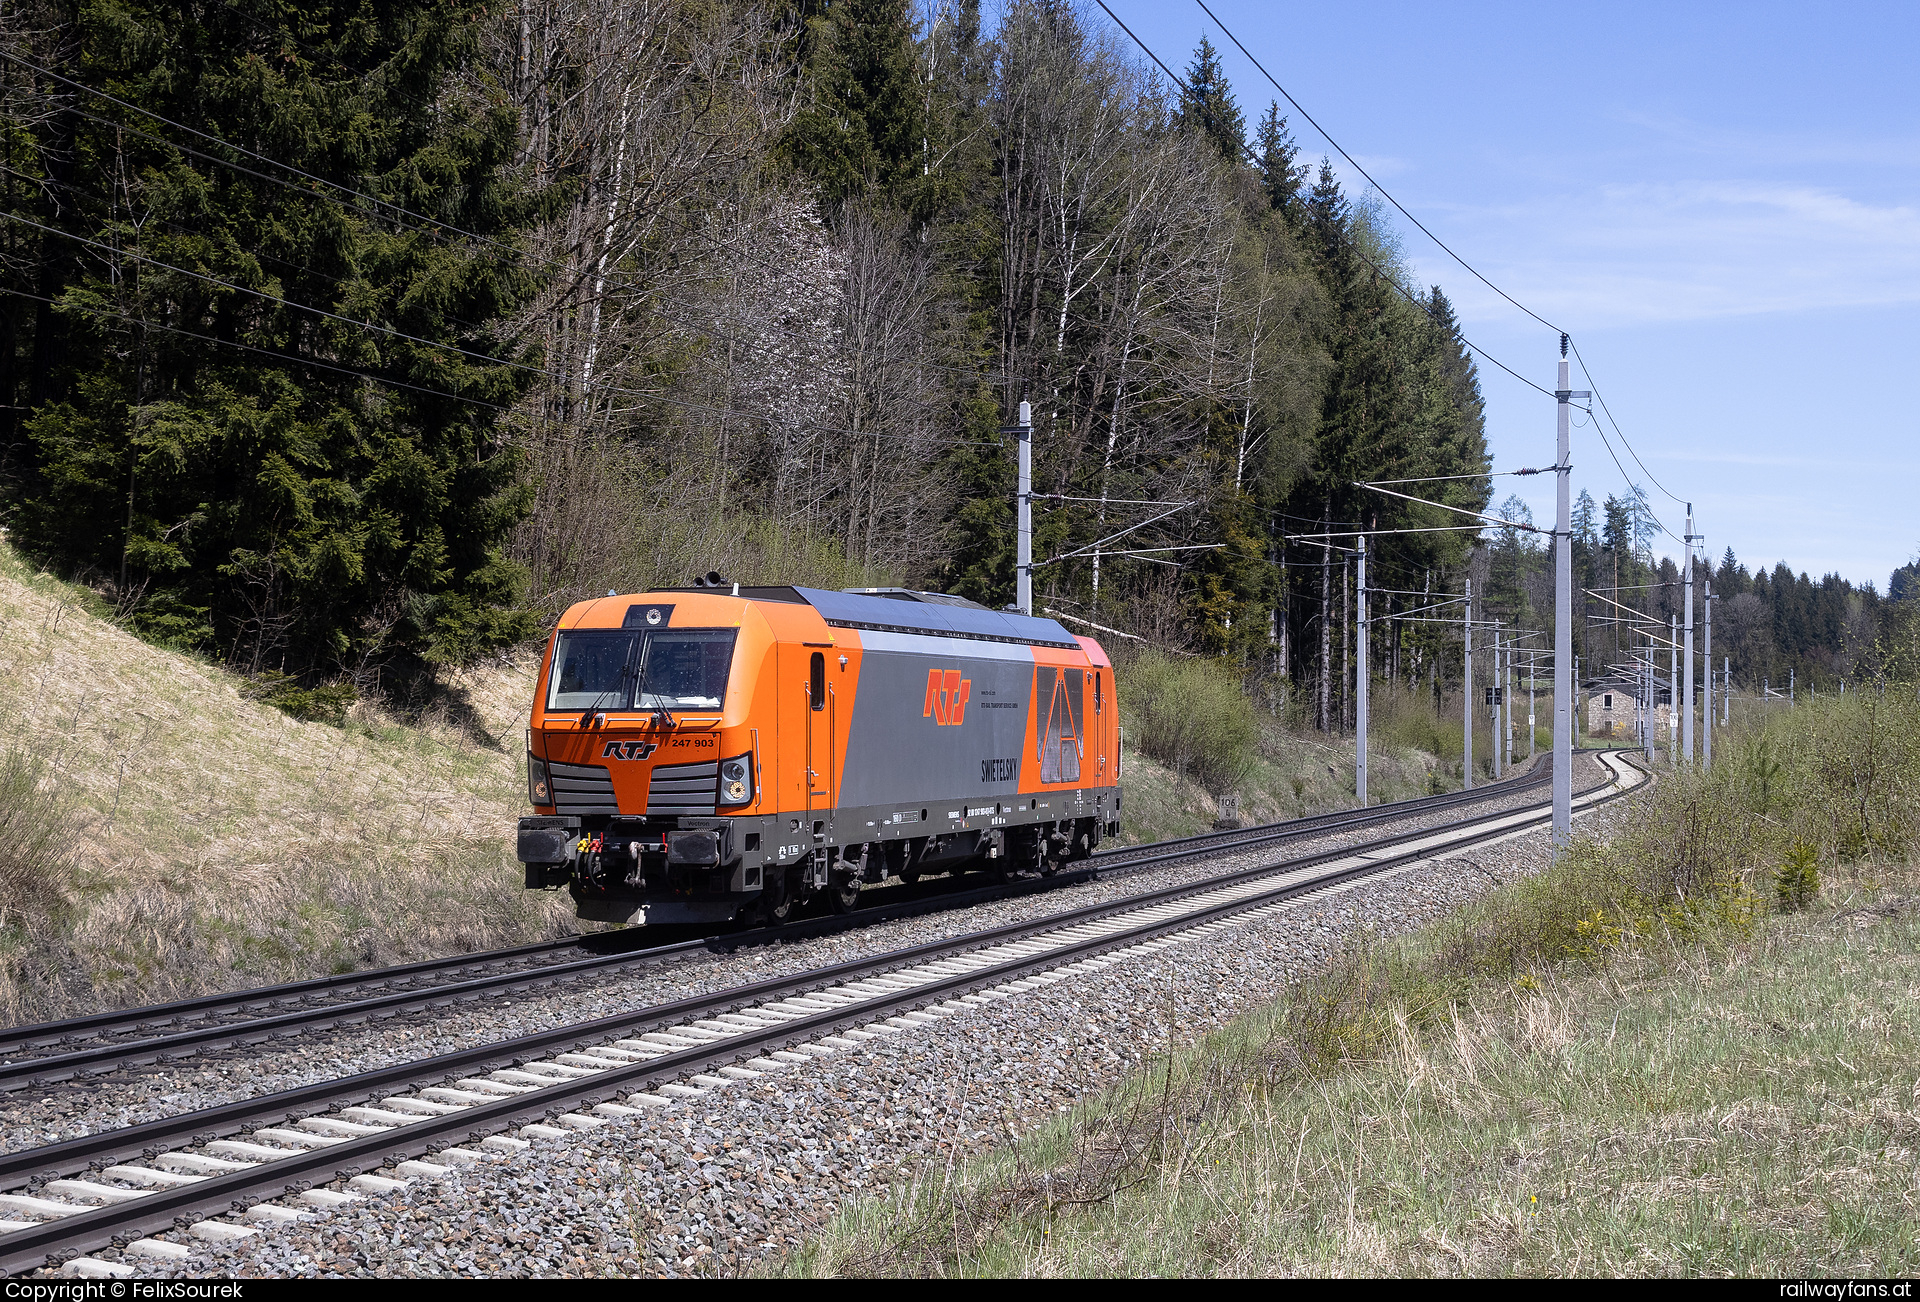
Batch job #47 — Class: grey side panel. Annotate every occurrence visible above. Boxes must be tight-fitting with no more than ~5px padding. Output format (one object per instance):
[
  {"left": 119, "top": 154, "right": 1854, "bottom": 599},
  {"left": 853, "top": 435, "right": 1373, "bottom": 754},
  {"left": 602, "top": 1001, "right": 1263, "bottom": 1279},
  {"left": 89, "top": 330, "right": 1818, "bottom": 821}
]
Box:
[{"left": 838, "top": 633, "right": 1033, "bottom": 808}]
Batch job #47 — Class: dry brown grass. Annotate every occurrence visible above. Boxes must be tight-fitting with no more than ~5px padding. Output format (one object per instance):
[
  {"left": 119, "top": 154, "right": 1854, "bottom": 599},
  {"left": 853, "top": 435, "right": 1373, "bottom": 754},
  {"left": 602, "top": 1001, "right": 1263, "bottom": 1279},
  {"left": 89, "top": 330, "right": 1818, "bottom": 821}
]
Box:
[{"left": 0, "top": 541, "right": 572, "bottom": 1024}]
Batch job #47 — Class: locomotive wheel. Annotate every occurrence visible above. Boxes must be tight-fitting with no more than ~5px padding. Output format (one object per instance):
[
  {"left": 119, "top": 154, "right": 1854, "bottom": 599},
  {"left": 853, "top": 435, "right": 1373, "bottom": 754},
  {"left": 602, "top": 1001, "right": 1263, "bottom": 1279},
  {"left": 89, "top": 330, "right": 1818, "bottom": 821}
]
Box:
[
  {"left": 827, "top": 875, "right": 861, "bottom": 914},
  {"left": 761, "top": 870, "right": 797, "bottom": 927},
  {"left": 898, "top": 868, "right": 921, "bottom": 885},
  {"left": 1007, "top": 828, "right": 1044, "bottom": 879},
  {"left": 1074, "top": 825, "right": 1099, "bottom": 876}
]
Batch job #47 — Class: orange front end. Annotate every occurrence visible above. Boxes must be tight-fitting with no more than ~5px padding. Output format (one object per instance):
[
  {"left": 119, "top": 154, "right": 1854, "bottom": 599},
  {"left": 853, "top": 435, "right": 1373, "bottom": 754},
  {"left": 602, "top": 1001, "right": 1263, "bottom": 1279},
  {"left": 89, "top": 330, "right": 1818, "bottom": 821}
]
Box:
[{"left": 518, "top": 589, "right": 794, "bottom": 925}]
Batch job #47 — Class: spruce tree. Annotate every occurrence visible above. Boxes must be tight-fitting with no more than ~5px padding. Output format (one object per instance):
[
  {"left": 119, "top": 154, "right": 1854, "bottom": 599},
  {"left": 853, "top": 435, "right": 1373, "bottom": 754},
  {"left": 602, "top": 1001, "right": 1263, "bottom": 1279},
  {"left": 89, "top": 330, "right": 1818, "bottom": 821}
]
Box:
[
  {"left": 1254, "top": 101, "right": 1306, "bottom": 215},
  {"left": 1890, "top": 559, "right": 1920, "bottom": 602},
  {"left": 1178, "top": 36, "right": 1246, "bottom": 163},
  {"left": 1421, "top": 287, "right": 1486, "bottom": 487},
  {"left": 1628, "top": 484, "right": 1657, "bottom": 562},
  {"left": 911, "top": 0, "right": 992, "bottom": 226},
  {"left": 10, "top": 0, "right": 544, "bottom": 679},
  {"left": 779, "top": 0, "right": 923, "bottom": 202},
  {"left": 1572, "top": 489, "right": 1598, "bottom": 551},
  {"left": 1602, "top": 494, "right": 1634, "bottom": 558},
  {"left": 1301, "top": 159, "right": 1398, "bottom": 526},
  {"left": 933, "top": 393, "right": 1015, "bottom": 607}
]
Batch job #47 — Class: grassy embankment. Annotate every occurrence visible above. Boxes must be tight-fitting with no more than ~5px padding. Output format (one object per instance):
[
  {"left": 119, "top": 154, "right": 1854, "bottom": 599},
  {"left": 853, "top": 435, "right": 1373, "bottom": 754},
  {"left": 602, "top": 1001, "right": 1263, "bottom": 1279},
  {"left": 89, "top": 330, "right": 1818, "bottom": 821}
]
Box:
[
  {"left": 785, "top": 686, "right": 1920, "bottom": 1276},
  {"left": 0, "top": 542, "right": 568, "bottom": 1025}
]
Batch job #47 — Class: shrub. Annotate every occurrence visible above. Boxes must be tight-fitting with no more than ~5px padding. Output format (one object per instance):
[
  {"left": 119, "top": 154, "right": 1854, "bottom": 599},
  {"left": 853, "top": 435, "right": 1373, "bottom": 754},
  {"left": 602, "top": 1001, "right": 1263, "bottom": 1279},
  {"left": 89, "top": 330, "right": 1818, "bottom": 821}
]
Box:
[
  {"left": 244, "top": 672, "right": 359, "bottom": 725},
  {"left": 1118, "top": 652, "right": 1256, "bottom": 793},
  {"left": 1743, "top": 737, "right": 1783, "bottom": 813},
  {"left": 1775, "top": 841, "right": 1820, "bottom": 912},
  {"left": 1373, "top": 688, "right": 1461, "bottom": 763},
  {"left": 125, "top": 591, "right": 214, "bottom": 653}
]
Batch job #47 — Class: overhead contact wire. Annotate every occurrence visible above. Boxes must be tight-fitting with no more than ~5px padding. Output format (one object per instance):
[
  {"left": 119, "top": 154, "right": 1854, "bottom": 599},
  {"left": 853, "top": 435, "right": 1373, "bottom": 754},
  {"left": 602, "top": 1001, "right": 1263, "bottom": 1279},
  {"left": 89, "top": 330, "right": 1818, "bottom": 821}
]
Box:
[{"left": 1088, "top": 0, "right": 1555, "bottom": 402}]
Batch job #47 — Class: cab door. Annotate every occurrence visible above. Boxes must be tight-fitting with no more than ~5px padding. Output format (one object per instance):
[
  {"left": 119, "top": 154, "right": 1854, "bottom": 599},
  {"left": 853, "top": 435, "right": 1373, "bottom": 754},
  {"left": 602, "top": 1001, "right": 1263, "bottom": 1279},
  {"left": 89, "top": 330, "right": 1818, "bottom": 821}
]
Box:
[
  {"left": 779, "top": 643, "right": 835, "bottom": 836},
  {"left": 807, "top": 648, "right": 835, "bottom": 832},
  {"left": 1090, "top": 667, "right": 1111, "bottom": 786}
]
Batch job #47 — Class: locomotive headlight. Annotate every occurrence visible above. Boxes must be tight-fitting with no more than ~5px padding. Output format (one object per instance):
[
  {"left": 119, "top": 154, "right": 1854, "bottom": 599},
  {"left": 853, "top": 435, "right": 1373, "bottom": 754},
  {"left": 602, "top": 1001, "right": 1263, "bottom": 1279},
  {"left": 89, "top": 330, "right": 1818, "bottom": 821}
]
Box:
[
  {"left": 718, "top": 754, "right": 753, "bottom": 805},
  {"left": 527, "top": 753, "right": 551, "bottom": 806}
]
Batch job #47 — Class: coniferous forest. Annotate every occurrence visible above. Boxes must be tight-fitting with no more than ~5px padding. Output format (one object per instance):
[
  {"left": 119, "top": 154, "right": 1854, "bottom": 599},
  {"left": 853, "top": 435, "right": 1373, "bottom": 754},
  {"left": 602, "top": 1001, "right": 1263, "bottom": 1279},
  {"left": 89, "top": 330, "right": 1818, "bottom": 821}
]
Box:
[{"left": 0, "top": 0, "right": 1900, "bottom": 718}]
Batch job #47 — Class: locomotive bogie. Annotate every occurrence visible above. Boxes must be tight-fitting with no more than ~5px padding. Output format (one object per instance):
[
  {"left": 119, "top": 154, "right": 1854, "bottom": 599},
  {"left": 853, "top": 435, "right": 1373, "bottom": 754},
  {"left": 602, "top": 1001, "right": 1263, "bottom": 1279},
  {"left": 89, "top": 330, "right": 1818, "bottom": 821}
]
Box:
[{"left": 517, "top": 585, "right": 1121, "bottom": 926}]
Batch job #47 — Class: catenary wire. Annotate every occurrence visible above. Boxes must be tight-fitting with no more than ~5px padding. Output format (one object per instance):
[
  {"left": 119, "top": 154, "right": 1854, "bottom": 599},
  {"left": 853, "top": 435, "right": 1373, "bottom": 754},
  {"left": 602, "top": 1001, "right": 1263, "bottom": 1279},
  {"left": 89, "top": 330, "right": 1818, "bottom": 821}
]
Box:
[
  {"left": 1193, "top": 0, "right": 1566, "bottom": 339},
  {"left": 2, "top": 277, "right": 1004, "bottom": 451},
  {"left": 0, "top": 285, "right": 511, "bottom": 411},
  {"left": 1568, "top": 339, "right": 1687, "bottom": 506},
  {"left": 1179, "top": 1, "right": 1696, "bottom": 521},
  {"left": 1087, "top": 0, "right": 1555, "bottom": 403},
  {"left": 6, "top": 52, "right": 1018, "bottom": 394},
  {"left": 3, "top": 173, "right": 999, "bottom": 431}
]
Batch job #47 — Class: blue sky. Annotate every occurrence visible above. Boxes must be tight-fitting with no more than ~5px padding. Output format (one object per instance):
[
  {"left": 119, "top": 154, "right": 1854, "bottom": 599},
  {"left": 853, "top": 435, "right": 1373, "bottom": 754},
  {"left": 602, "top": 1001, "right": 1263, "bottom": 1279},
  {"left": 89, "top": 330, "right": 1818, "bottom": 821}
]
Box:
[{"left": 1105, "top": 0, "right": 1918, "bottom": 589}]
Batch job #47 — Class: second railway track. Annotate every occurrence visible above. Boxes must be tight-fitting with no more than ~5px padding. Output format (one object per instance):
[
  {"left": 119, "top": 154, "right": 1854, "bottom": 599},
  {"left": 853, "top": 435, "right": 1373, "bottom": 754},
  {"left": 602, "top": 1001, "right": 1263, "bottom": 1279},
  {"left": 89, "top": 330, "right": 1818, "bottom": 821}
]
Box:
[
  {"left": 0, "top": 762, "right": 1552, "bottom": 1091},
  {"left": 0, "top": 752, "right": 1640, "bottom": 1276}
]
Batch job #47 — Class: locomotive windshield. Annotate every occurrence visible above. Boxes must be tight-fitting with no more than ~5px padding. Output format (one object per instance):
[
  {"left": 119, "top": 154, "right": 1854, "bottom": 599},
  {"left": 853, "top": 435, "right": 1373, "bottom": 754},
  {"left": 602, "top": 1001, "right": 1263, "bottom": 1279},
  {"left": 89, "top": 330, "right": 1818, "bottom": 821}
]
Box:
[{"left": 547, "top": 629, "right": 738, "bottom": 713}]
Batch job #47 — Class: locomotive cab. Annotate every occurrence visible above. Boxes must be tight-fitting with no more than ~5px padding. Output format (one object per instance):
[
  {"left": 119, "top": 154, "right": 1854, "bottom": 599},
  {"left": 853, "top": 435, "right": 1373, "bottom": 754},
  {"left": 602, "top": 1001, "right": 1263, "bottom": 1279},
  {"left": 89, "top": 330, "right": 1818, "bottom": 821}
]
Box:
[{"left": 516, "top": 585, "right": 1122, "bottom": 927}]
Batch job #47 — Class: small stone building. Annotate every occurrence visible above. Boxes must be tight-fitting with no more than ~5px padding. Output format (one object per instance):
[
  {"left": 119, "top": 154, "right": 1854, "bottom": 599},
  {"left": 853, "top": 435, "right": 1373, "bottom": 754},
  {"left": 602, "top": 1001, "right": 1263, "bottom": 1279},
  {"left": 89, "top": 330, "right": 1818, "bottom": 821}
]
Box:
[{"left": 1585, "top": 676, "right": 1669, "bottom": 739}]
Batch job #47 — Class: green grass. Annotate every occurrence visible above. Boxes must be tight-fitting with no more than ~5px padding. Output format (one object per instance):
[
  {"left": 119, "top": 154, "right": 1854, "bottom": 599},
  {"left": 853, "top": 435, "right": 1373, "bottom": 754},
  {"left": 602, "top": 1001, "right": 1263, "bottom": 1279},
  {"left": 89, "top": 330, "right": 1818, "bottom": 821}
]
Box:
[
  {"left": 781, "top": 854, "right": 1920, "bottom": 1277},
  {"left": 1113, "top": 729, "right": 1473, "bottom": 847},
  {"left": 779, "top": 690, "right": 1920, "bottom": 1277},
  {"left": 1113, "top": 677, "right": 1520, "bottom": 846}
]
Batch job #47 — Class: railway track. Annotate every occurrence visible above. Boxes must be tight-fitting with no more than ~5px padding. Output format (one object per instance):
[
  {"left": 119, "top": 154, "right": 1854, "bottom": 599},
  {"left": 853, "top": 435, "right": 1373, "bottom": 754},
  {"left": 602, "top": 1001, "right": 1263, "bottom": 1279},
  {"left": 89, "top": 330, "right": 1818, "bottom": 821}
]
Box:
[
  {"left": 0, "top": 762, "right": 1552, "bottom": 1092},
  {"left": 0, "top": 751, "right": 1639, "bottom": 1277}
]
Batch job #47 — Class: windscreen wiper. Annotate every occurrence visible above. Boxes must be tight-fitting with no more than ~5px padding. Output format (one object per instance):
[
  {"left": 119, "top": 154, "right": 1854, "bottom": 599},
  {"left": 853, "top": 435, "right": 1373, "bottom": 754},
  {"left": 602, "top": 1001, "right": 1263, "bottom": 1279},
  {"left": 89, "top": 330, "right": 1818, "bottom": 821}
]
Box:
[
  {"left": 631, "top": 633, "right": 674, "bottom": 731},
  {"left": 579, "top": 635, "right": 640, "bottom": 722}
]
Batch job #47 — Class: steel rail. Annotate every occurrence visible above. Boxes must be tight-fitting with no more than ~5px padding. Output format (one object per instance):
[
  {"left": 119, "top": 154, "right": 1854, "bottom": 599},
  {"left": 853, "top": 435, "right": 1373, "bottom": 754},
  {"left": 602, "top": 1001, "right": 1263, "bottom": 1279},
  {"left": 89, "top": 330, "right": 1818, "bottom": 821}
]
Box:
[
  {"left": 0, "top": 756, "right": 1620, "bottom": 1199},
  {"left": 1089, "top": 759, "right": 1550, "bottom": 866},
  {"left": 0, "top": 764, "right": 1551, "bottom": 1090},
  {"left": 0, "top": 937, "right": 590, "bottom": 1053},
  {"left": 0, "top": 752, "right": 1641, "bottom": 1276},
  {"left": 0, "top": 764, "right": 1543, "bottom": 1060}
]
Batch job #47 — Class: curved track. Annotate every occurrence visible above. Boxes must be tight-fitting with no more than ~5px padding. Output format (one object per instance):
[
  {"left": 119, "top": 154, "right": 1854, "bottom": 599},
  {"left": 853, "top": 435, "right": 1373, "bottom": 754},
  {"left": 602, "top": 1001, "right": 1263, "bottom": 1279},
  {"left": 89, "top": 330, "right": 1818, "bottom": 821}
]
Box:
[
  {"left": 0, "top": 751, "right": 1641, "bottom": 1276},
  {"left": 0, "top": 763, "right": 1552, "bottom": 1091}
]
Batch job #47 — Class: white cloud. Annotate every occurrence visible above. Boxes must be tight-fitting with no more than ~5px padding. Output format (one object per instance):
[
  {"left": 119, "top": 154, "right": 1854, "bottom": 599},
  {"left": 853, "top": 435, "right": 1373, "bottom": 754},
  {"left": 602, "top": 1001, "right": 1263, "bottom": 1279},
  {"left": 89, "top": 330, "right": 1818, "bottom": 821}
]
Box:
[
  {"left": 1403, "top": 179, "right": 1920, "bottom": 329},
  {"left": 1436, "top": 181, "right": 1920, "bottom": 328}
]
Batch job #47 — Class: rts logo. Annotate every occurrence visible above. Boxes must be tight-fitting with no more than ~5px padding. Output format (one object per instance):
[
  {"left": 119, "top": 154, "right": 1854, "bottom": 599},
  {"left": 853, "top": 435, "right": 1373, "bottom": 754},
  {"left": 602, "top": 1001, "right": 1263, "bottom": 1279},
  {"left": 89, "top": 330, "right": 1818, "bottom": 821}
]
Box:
[
  {"left": 922, "top": 669, "right": 972, "bottom": 726},
  {"left": 601, "top": 739, "right": 659, "bottom": 760}
]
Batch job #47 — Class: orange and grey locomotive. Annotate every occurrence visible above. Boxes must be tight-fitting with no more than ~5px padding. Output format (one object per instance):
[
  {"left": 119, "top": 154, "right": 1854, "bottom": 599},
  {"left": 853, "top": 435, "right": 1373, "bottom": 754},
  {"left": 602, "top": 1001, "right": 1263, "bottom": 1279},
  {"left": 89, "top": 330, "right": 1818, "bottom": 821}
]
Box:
[{"left": 517, "top": 585, "right": 1122, "bottom": 925}]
